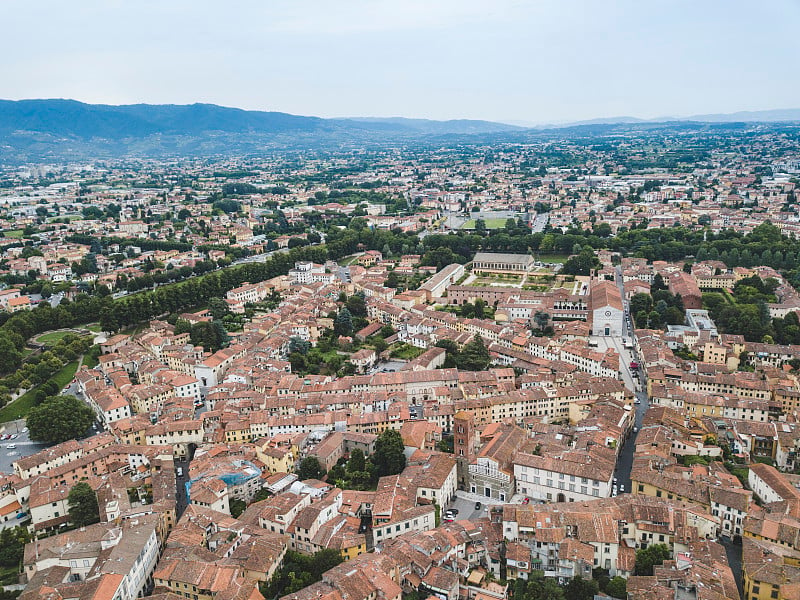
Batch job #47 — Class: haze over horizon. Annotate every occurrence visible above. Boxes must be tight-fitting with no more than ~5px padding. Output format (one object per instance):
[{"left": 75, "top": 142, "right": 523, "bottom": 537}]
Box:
[{"left": 1, "top": 0, "right": 798, "bottom": 124}]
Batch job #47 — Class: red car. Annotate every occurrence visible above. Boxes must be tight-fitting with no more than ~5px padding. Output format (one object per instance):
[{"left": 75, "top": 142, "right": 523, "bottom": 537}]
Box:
[{"left": 522, "top": 497, "right": 530, "bottom": 505}]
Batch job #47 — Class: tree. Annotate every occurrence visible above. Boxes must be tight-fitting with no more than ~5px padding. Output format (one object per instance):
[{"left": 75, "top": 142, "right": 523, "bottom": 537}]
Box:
[
  {"left": 435, "top": 339, "right": 460, "bottom": 369},
  {"left": 372, "top": 429, "right": 406, "bottom": 478},
  {"left": 457, "top": 335, "right": 491, "bottom": 371},
  {"left": 190, "top": 321, "right": 229, "bottom": 352},
  {"left": 208, "top": 297, "right": 230, "bottom": 321},
  {"left": 297, "top": 457, "right": 325, "bottom": 480},
  {"left": 229, "top": 498, "right": 246, "bottom": 518},
  {"left": 533, "top": 311, "right": 550, "bottom": 333},
  {"left": 347, "top": 448, "right": 366, "bottom": 473},
  {"left": 562, "top": 249, "right": 600, "bottom": 276},
  {"left": 564, "top": 576, "right": 599, "bottom": 600},
  {"left": 334, "top": 307, "right": 353, "bottom": 336},
  {"left": 28, "top": 395, "right": 94, "bottom": 444},
  {"left": 0, "top": 335, "right": 22, "bottom": 375},
  {"left": 605, "top": 577, "right": 627, "bottom": 599},
  {"left": 635, "top": 543, "right": 670, "bottom": 575},
  {"left": 288, "top": 336, "right": 311, "bottom": 355},
  {"left": 651, "top": 273, "right": 667, "bottom": 291},
  {"left": 346, "top": 294, "right": 367, "bottom": 317},
  {"left": 261, "top": 550, "right": 343, "bottom": 599},
  {"left": 68, "top": 482, "right": 100, "bottom": 527},
  {"left": 0, "top": 526, "right": 30, "bottom": 569}
]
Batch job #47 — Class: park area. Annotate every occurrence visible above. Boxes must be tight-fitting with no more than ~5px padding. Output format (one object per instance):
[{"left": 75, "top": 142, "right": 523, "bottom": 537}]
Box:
[
  {"left": 462, "top": 218, "right": 507, "bottom": 230},
  {"left": 0, "top": 359, "right": 80, "bottom": 423},
  {"left": 35, "top": 330, "right": 75, "bottom": 345}
]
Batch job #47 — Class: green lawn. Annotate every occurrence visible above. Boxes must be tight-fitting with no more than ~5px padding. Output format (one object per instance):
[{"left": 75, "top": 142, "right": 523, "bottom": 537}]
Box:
[
  {"left": 338, "top": 255, "right": 359, "bottom": 266},
  {"left": 82, "top": 351, "right": 99, "bottom": 369},
  {"left": 0, "top": 360, "right": 79, "bottom": 423},
  {"left": 462, "top": 218, "right": 507, "bottom": 230},
  {"left": 52, "top": 360, "right": 80, "bottom": 388},
  {"left": 86, "top": 323, "right": 104, "bottom": 333},
  {"left": 36, "top": 330, "right": 74, "bottom": 345},
  {"left": 3, "top": 230, "right": 24, "bottom": 239},
  {"left": 535, "top": 254, "right": 569, "bottom": 264},
  {"left": 390, "top": 344, "right": 425, "bottom": 360},
  {"left": 0, "top": 564, "right": 18, "bottom": 585}
]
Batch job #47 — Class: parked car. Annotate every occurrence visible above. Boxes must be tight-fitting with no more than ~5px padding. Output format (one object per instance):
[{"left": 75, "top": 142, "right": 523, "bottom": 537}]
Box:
[
  {"left": 522, "top": 497, "right": 530, "bottom": 504},
  {"left": 475, "top": 502, "right": 482, "bottom": 510}
]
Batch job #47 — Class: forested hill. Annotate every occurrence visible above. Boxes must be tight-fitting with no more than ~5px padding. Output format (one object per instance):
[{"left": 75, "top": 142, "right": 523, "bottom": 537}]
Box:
[{"left": 0, "top": 99, "right": 522, "bottom": 162}]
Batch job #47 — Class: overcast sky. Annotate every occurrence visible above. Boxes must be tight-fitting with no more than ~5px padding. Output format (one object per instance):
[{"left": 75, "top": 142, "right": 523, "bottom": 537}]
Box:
[{"left": 1, "top": 0, "right": 798, "bottom": 123}]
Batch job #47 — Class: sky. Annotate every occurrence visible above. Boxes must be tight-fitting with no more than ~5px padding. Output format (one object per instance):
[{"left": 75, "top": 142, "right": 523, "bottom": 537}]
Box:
[{"left": 1, "top": 0, "right": 799, "bottom": 124}]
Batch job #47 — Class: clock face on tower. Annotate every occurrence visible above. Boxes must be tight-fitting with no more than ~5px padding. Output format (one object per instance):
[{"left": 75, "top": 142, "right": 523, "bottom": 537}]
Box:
[{"left": 604, "top": 310, "right": 612, "bottom": 317}]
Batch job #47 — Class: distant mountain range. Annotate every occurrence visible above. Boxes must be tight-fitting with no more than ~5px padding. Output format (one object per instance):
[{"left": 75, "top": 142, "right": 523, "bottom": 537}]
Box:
[
  {"left": 0, "top": 99, "right": 520, "bottom": 139},
  {"left": 539, "top": 108, "right": 800, "bottom": 128},
  {"left": 1, "top": 99, "right": 800, "bottom": 163}
]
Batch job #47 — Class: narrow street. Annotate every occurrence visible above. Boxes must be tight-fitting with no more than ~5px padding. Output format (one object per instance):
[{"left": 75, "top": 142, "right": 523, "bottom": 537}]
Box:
[{"left": 590, "top": 265, "right": 650, "bottom": 494}]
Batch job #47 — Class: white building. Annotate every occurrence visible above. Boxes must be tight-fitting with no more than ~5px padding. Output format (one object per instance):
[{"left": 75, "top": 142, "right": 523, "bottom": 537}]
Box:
[
  {"left": 513, "top": 451, "right": 614, "bottom": 503},
  {"left": 590, "top": 280, "right": 625, "bottom": 337}
]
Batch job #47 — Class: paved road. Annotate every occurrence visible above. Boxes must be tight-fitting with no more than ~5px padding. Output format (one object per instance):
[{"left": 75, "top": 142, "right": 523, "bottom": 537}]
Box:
[
  {"left": 586, "top": 266, "right": 651, "bottom": 495},
  {"left": 175, "top": 457, "right": 191, "bottom": 517},
  {"left": 444, "top": 491, "right": 500, "bottom": 522},
  {"left": 719, "top": 537, "right": 743, "bottom": 599},
  {"left": 531, "top": 212, "right": 549, "bottom": 233},
  {"left": 0, "top": 422, "right": 48, "bottom": 474}
]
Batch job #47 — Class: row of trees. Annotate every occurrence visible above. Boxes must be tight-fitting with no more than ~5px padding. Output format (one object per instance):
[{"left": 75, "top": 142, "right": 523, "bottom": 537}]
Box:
[
  {"left": 417, "top": 220, "right": 800, "bottom": 275},
  {"left": 0, "top": 333, "right": 91, "bottom": 407},
  {"left": 99, "top": 245, "right": 326, "bottom": 332},
  {"left": 703, "top": 275, "right": 799, "bottom": 343},
  {"left": 0, "top": 296, "right": 110, "bottom": 375}
]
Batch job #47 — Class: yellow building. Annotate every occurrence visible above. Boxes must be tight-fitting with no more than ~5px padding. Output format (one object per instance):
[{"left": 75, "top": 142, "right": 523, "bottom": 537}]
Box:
[
  {"left": 224, "top": 420, "right": 253, "bottom": 443},
  {"left": 255, "top": 441, "right": 297, "bottom": 474},
  {"left": 742, "top": 537, "right": 800, "bottom": 600}
]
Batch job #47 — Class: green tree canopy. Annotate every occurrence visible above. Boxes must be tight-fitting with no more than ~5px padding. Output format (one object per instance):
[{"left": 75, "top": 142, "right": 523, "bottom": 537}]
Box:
[
  {"left": 372, "top": 429, "right": 406, "bottom": 478},
  {"left": 0, "top": 526, "right": 30, "bottom": 569},
  {"left": 297, "top": 456, "right": 325, "bottom": 480},
  {"left": 561, "top": 249, "right": 600, "bottom": 276},
  {"left": 334, "top": 307, "right": 353, "bottom": 336},
  {"left": 635, "top": 543, "right": 670, "bottom": 576},
  {"left": 68, "top": 482, "right": 100, "bottom": 527},
  {"left": 28, "top": 395, "right": 94, "bottom": 444},
  {"left": 457, "top": 335, "right": 491, "bottom": 371},
  {"left": 605, "top": 576, "right": 627, "bottom": 599},
  {"left": 347, "top": 448, "right": 366, "bottom": 473}
]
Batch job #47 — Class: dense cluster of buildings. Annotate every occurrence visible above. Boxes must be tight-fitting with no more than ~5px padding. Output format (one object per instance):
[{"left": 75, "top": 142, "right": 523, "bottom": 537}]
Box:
[{"left": 5, "top": 139, "right": 800, "bottom": 600}]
